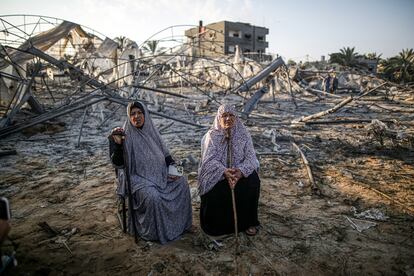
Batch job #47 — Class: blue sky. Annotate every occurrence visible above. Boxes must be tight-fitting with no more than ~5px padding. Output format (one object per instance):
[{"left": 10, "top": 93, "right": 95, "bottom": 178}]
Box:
[{"left": 1, "top": 0, "right": 413, "bottom": 62}]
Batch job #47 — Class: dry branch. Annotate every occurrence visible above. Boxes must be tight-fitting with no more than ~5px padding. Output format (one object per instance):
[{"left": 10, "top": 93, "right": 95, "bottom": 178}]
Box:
[
  {"left": 294, "top": 96, "right": 353, "bottom": 123},
  {"left": 356, "top": 82, "right": 387, "bottom": 99},
  {"left": 292, "top": 82, "right": 388, "bottom": 124},
  {"left": 305, "top": 87, "right": 343, "bottom": 99},
  {"left": 305, "top": 119, "right": 395, "bottom": 125},
  {"left": 291, "top": 142, "right": 321, "bottom": 194},
  {"left": 366, "top": 186, "right": 414, "bottom": 214}
]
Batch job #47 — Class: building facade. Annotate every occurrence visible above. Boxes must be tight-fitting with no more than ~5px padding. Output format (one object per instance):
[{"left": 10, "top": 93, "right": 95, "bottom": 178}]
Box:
[
  {"left": 185, "top": 21, "right": 269, "bottom": 58},
  {"left": 357, "top": 57, "right": 379, "bottom": 74}
]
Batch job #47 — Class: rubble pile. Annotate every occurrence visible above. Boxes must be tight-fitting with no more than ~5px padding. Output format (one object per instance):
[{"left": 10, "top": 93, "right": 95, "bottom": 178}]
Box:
[{"left": 1, "top": 15, "right": 413, "bottom": 275}]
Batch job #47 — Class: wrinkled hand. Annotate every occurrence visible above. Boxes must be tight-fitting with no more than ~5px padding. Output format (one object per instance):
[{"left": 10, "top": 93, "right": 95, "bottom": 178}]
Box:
[
  {"left": 224, "top": 168, "right": 242, "bottom": 189},
  {"left": 111, "top": 127, "right": 125, "bottom": 144},
  {"left": 232, "top": 168, "right": 242, "bottom": 183},
  {"left": 224, "top": 169, "right": 235, "bottom": 183}
]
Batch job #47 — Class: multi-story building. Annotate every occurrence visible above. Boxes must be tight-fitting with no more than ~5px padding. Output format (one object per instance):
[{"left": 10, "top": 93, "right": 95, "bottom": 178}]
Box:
[
  {"left": 357, "top": 57, "right": 379, "bottom": 74},
  {"left": 185, "top": 21, "right": 269, "bottom": 59}
]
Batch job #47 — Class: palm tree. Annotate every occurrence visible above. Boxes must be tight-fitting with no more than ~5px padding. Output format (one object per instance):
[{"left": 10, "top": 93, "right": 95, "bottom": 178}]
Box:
[
  {"left": 380, "top": 48, "right": 414, "bottom": 83},
  {"left": 143, "top": 40, "right": 159, "bottom": 55},
  {"left": 365, "top": 52, "right": 382, "bottom": 60},
  {"left": 114, "top": 36, "right": 127, "bottom": 51},
  {"left": 329, "top": 47, "right": 363, "bottom": 68},
  {"left": 287, "top": 59, "right": 297, "bottom": 66}
]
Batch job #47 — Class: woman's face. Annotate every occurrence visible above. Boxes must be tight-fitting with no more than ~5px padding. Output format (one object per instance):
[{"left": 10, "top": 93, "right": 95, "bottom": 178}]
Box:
[
  {"left": 129, "top": 107, "right": 145, "bottom": 128},
  {"left": 219, "top": 112, "right": 236, "bottom": 129}
]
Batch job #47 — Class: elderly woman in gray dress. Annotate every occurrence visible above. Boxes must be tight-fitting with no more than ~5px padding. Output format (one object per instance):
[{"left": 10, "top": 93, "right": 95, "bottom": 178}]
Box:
[
  {"left": 198, "top": 104, "right": 260, "bottom": 236},
  {"left": 109, "top": 101, "right": 192, "bottom": 244}
]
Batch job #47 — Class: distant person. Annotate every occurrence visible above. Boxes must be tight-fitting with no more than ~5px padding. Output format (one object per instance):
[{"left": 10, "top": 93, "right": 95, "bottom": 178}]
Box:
[
  {"left": 324, "top": 74, "right": 331, "bottom": 92},
  {"left": 198, "top": 104, "right": 261, "bottom": 236},
  {"left": 109, "top": 101, "right": 192, "bottom": 244},
  {"left": 330, "top": 73, "right": 338, "bottom": 93}
]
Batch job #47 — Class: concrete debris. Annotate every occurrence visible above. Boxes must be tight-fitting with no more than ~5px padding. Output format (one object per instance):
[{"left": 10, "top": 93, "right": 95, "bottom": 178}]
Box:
[
  {"left": 344, "top": 216, "right": 377, "bottom": 233},
  {"left": 352, "top": 207, "right": 389, "bottom": 221},
  {"left": 1, "top": 15, "right": 413, "bottom": 276}
]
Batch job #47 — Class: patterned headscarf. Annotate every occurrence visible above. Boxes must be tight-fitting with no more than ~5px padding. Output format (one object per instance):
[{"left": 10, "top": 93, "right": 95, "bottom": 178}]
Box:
[
  {"left": 198, "top": 104, "right": 258, "bottom": 195},
  {"left": 123, "top": 101, "right": 170, "bottom": 193}
]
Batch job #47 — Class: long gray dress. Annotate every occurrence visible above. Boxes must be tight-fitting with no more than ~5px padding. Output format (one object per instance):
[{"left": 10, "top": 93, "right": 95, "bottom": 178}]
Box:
[{"left": 111, "top": 102, "right": 192, "bottom": 244}]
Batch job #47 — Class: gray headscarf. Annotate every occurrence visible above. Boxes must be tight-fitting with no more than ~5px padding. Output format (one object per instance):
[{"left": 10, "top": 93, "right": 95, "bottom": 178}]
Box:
[
  {"left": 123, "top": 101, "right": 170, "bottom": 194},
  {"left": 198, "top": 104, "right": 258, "bottom": 195}
]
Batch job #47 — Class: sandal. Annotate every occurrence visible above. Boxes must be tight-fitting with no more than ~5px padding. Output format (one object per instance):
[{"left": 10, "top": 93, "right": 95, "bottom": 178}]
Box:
[{"left": 245, "top": 227, "right": 258, "bottom": 236}]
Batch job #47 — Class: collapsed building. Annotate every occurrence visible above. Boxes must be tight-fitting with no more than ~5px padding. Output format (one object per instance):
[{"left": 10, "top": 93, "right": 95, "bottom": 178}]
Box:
[
  {"left": 1, "top": 14, "right": 413, "bottom": 275},
  {"left": 0, "top": 15, "right": 285, "bottom": 138},
  {"left": 1, "top": 14, "right": 413, "bottom": 187}
]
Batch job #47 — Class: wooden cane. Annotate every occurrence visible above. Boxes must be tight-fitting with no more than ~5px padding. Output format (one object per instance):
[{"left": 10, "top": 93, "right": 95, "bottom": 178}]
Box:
[
  {"left": 226, "top": 129, "right": 238, "bottom": 240},
  {"left": 231, "top": 188, "right": 238, "bottom": 239}
]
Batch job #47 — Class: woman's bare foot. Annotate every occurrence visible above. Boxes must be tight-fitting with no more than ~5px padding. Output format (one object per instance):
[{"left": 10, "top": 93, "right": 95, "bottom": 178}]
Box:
[{"left": 245, "top": 227, "right": 257, "bottom": 236}]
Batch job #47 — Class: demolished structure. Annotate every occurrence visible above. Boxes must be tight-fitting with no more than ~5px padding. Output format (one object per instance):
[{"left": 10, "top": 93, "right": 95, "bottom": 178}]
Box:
[
  {"left": 0, "top": 16, "right": 279, "bottom": 139},
  {"left": 1, "top": 14, "right": 413, "bottom": 275}
]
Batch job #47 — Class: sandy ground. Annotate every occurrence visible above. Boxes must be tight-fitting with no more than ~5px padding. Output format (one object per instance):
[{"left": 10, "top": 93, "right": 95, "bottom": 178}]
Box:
[{"left": 1, "top": 90, "right": 414, "bottom": 275}]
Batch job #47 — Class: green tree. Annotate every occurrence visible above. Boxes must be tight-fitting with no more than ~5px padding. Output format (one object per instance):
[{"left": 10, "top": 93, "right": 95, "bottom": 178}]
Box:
[
  {"left": 329, "top": 47, "right": 363, "bottom": 68},
  {"left": 380, "top": 48, "right": 414, "bottom": 83},
  {"left": 143, "top": 40, "right": 159, "bottom": 55},
  {"left": 287, "top": 59, "right": 297, "bottom": 66},
  {"left": 114, "top": 36, "right": 127, "bottom": 51},
  {"left": 365, "top": 52, "right": 382, "bottom": 60}
]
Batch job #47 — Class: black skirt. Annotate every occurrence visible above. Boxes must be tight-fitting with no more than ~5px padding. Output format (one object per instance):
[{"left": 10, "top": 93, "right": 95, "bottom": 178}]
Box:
[{"left": 200, "top": 171, "right": 260, "bottom": 236}]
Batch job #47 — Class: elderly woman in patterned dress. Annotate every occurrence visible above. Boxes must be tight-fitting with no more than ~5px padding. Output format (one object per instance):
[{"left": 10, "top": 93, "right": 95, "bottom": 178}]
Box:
[
  {"left": 198, "top": 104, "right": 261, "bottom": 236},
  {"left": 109, "top": 101, "right": 192, "bottom": 244}
]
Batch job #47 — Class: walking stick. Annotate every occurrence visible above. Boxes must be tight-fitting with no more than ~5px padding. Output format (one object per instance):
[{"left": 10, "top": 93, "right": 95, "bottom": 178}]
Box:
[
  {"left": 226, "top": 129, "right": 238, "bottom": 241},
  {"left": 122, "top": 139, "right": 139, "bottom": 244},
  {"left": 115, "top": 167, "right": 127, "bottom": 233}
]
